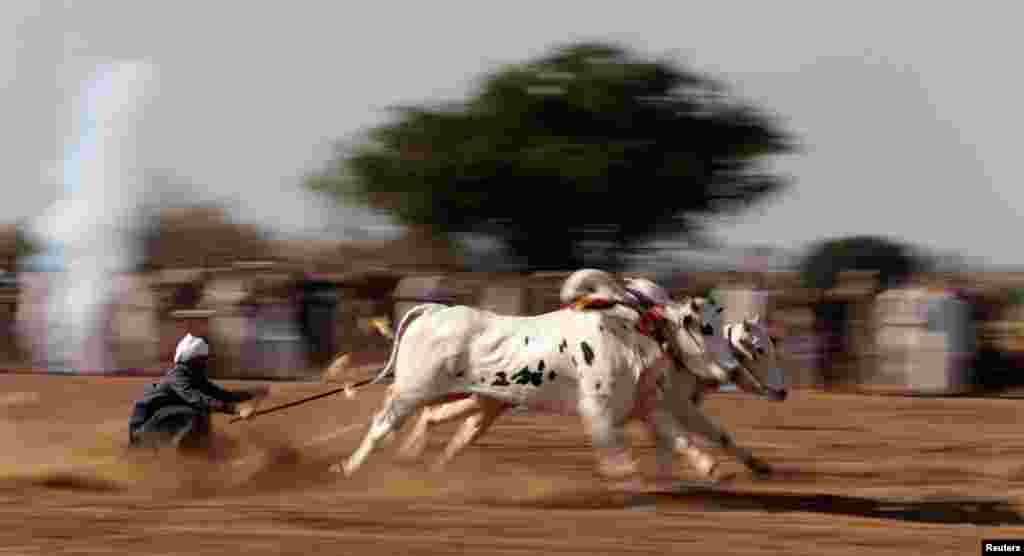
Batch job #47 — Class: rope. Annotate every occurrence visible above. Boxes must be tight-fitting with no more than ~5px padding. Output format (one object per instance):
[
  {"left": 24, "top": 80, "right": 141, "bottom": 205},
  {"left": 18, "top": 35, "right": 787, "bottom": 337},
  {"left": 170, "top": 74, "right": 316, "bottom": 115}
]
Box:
[{"left": 229, "top": 376, "right": 375, "bottom": 423}]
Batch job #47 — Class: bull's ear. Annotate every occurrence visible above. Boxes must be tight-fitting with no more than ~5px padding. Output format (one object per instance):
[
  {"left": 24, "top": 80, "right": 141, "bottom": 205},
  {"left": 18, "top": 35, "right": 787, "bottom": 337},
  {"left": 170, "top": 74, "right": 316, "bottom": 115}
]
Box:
[{"left": 742, "top": 320, "right": 751, "bottom": 332}]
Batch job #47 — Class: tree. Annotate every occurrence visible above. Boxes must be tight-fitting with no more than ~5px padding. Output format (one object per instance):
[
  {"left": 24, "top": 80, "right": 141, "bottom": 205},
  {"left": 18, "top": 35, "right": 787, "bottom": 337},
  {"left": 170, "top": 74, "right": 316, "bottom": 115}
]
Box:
[
  {"left": 13, "top": 227, "right": 38, "bottom": 262},
  {"left": 799, "top": 235, "right": 927, "bottom": 292},
  {"left": 308, "top": 42, "right": 797, "bottom": 271},
  {"left": 0, "top": 224, "right": 40, "bottom": 272}
]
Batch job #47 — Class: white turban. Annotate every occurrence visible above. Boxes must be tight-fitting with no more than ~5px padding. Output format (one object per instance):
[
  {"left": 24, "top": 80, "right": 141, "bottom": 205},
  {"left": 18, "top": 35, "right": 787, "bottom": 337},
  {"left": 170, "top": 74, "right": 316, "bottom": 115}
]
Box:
[{"left": 174, "top": 333, "right": 209, "bottom": 364}]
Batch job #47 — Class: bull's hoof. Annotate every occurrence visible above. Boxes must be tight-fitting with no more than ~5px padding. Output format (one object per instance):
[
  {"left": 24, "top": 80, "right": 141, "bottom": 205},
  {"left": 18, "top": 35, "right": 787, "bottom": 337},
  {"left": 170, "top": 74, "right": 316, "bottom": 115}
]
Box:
[
  {"left": 428, "top": 460, "right": 450, "bottom": 474},
  {"left": 682, "top": 447, "right": 718, "bottom": 478},
  {"left": 599, "top": 461, "right": 639, "bottom": 481},
  {"left": 328, "top": 462, "right": 348, "bottom": 475},
  {"left": 747, "top": 459, "right": 773, "bottom": 478},
  {"left": 696, "top": 458, "right": 719, "bottom": 478},
  {"left": 707, "top": 468, "right": 737, "bottom": 484},
  {"left": 598, "top": 450, "right": 639, "bottom": 480},
  {"left": 608, "top": 477, "right": 648, "bottom": 493},
  {"left": 700, "top": 462, "right": 723, "bottom": 482}
]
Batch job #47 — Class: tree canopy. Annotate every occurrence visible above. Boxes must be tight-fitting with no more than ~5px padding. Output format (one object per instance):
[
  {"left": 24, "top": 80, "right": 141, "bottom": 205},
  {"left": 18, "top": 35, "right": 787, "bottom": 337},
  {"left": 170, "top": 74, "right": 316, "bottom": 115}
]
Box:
[{"left": 308, "top": 41, "right": 797, "bottom": 271}]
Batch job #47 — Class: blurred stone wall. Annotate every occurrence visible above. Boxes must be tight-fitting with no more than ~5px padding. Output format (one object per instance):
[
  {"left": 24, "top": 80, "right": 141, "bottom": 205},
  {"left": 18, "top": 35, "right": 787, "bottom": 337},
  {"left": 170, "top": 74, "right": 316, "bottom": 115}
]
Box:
[{"left": 6, "top": 262, "right": 1024, "bottom": 393}]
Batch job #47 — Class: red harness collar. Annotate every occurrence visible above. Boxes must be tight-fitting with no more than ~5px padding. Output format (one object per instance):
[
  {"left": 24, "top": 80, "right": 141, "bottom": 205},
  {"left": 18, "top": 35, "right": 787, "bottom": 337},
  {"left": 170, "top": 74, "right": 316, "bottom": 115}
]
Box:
[
  {"left": 560, "top": 297, "right": 620, "bottom": 311},
  {"left": 636, "top": 306, "right": 666, "bottom": 338},
  {"left": 562, "top": 298, "right": 665, "bottom": 341}
]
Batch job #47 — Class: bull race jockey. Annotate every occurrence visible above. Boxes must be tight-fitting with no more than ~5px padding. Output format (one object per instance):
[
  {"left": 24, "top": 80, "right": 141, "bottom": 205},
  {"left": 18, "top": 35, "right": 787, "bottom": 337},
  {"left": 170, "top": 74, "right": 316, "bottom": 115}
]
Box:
[{"left": 128, "top": 333, "right": 269, "bottom": 451}]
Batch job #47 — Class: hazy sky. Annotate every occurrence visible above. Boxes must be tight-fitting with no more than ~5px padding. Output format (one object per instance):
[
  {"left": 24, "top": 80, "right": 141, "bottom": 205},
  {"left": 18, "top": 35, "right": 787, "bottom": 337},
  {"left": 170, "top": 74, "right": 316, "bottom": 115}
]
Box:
[{"left": 4, "top": 2, "right": 1023, "bottom": 263}]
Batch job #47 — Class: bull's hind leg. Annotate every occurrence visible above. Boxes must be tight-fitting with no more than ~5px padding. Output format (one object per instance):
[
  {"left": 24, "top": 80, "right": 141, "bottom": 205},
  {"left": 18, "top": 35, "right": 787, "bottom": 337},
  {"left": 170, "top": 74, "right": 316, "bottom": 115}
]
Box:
[
  {"left": 397, "top": 396, "right": 483, "bottom": 461},
  {"left": 430, "top": 397, "right": 509, "bottom": 472},
  {"left": 377, "top": 386, "right": 400, "bottom": 447},
  {"left": 332, "top": 391, "right": 419, "bottom": 477}
]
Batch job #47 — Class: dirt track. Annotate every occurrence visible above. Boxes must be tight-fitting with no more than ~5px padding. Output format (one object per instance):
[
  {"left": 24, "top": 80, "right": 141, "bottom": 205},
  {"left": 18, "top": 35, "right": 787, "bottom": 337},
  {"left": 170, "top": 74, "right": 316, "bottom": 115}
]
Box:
[{"left": 1, "top": 374, "right": 1023, "bottom": 555}]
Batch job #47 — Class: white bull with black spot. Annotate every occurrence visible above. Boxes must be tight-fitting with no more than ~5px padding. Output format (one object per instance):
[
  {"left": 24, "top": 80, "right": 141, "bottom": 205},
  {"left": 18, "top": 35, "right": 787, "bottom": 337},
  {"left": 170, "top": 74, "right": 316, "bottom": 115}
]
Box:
[
  {"left": 332, "top": 284, "right": 743, "bottom": 482},
  {"left": 389, "top": 274, "right": 787, "bottom": 482}
]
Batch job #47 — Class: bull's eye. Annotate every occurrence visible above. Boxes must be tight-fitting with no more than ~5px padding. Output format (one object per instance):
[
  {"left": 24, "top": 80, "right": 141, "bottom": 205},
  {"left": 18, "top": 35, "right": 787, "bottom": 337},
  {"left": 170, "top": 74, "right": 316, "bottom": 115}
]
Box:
[
  {"left": 756, "top": 347, "right": 766, "bottom": 355},
  {"left": 701, "top": 323, "right": 714, "bottom": 335}
]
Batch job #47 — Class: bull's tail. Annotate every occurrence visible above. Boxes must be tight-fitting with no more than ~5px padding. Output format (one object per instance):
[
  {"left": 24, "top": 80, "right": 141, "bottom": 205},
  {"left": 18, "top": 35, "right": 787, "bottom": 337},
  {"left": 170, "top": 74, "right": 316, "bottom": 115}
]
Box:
[
  {"left": 342, "top": 303, "right": 448, "bottom": 399},
  {"left": 370, "top": 317, "right": 395, "bottom": 339}
]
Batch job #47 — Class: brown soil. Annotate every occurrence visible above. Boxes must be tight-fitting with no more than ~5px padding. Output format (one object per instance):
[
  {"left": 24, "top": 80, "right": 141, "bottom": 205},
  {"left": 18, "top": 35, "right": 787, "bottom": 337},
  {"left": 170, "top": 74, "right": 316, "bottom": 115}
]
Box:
[{"left": 0, "top": 373, "right": 1022, "bottom": 555}]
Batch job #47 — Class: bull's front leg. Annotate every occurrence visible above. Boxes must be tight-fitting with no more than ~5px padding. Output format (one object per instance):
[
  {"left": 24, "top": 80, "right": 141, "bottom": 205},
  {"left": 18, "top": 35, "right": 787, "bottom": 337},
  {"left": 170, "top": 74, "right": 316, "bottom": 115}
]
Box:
[
  {"left": 673, "top": 401, "right": 771, "bottom": 476},
  {"left": 645, "top": 408, "right": 719, "bottom": 481},
  {"left": 644, "top": 408, "right": 682, "bottom": 484},
  {"left": 579, "top": 396, "right": 637, "bottom": 481},
  {"left": 680, "top": 441, "right": 720, "bottom": 478}
]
